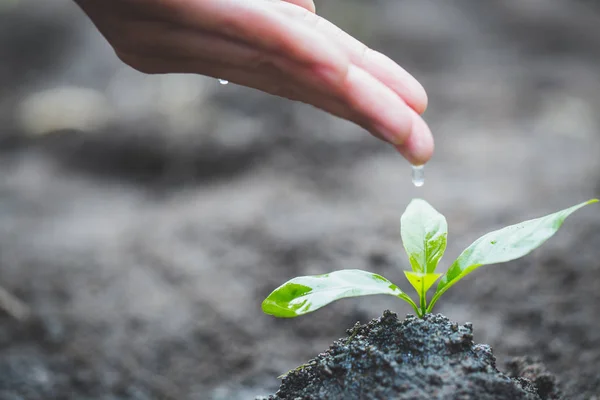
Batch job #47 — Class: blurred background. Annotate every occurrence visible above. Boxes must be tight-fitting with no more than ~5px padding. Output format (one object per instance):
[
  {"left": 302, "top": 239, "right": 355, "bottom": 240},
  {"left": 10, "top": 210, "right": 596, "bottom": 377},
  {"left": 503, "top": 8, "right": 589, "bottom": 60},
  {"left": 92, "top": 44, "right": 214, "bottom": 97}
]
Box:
[{"left": 1, "top": 0, "right": 600, "bottom": 399}]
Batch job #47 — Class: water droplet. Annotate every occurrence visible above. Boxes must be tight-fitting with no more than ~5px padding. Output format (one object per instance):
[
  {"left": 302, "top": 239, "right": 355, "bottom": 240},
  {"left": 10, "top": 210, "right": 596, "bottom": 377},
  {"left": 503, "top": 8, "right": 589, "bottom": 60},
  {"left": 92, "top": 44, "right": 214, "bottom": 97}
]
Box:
[
  {"left": 218, "top": 79, "right": 229, "bottom": 85},
  {"left": 411, "top": 165, "right": 425, "bottom": 187}
]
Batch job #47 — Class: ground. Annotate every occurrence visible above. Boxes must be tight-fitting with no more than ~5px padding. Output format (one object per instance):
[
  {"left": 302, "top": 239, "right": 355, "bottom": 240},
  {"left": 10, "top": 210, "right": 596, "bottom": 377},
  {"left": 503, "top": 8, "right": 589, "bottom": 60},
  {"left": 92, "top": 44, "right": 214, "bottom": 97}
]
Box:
[
  {"left": 0, "top": 1, "right": 599, "bottom": 399},
  {"left": 264, "top": 312, "right": 561, "bottom": 399}
]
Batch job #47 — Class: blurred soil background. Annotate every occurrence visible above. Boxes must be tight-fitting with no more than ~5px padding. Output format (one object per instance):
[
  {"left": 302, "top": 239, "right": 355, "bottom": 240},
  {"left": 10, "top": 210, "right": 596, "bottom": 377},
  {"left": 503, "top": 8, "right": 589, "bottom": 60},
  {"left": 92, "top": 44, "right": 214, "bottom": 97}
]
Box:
[{"left": 1, "top": 0, "right": 600, "bottom": 399}]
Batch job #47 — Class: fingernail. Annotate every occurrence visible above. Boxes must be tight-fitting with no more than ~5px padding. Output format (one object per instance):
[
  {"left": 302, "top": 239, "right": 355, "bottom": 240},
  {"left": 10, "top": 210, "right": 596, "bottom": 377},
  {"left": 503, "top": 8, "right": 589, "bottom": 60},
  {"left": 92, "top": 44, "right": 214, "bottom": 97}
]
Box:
[{"left": 346, "top": 65, "right": 413, "bottom": 145}]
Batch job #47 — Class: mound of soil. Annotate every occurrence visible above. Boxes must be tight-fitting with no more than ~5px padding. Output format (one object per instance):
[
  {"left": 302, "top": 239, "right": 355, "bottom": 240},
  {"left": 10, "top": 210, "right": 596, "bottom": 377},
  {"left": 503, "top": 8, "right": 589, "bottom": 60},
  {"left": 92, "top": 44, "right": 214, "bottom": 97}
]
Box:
[{"left": 260, "top": 311, "right": 561, "bottom": 400}]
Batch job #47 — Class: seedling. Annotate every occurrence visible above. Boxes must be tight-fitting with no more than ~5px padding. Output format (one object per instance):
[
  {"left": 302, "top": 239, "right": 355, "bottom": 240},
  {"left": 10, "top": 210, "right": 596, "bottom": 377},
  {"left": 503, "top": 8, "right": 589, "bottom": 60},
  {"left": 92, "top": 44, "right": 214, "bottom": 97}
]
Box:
[{"left": 262, "top": 199, "right": 597, "bottom": 318}]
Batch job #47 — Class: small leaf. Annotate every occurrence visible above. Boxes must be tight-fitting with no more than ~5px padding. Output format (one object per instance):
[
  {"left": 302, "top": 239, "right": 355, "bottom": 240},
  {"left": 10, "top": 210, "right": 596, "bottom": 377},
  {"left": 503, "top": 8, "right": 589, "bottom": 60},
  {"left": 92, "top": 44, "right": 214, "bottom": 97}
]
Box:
[
  {"left": 404, "top": 271, "right": 442, "bottom": 316},
  {"left": 428, "top": 199, "right": 598, "bottom": 313},
  {"left": 401, "top": 199, "right": 448, "bottom": 273},
  {"left": 404, "top": 271, "right": 443, "bottom": 294},
  {"left": 262, "top": 269, "right": 418, "bottom": 318}
]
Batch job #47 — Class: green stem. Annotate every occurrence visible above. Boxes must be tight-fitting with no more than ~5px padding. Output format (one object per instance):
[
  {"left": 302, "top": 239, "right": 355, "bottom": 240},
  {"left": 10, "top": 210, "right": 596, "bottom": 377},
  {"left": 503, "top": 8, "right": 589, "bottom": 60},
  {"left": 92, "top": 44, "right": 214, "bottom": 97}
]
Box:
[
  {"left": 420, "top": 278, "right": 426, "bottom": 317},
  {"left": 426, "top": 291, "right": 441, "bottom": 314}
]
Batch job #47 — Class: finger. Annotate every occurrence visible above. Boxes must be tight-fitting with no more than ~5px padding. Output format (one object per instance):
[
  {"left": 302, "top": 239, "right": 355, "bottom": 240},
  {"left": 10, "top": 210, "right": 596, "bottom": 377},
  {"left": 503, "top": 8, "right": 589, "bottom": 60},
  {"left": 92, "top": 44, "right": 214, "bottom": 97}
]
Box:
[
  {"left": 281, "top": 0, "right": 316, "bottom": 13},
  {"left": 341, "top": 65, "right": 416, "bottom": 146},
  {"left": 394, "top": 110, "right": 434, "bottom": 165},
  {"left": 272, "top": 2, "right": 428, "bottom": 114}
]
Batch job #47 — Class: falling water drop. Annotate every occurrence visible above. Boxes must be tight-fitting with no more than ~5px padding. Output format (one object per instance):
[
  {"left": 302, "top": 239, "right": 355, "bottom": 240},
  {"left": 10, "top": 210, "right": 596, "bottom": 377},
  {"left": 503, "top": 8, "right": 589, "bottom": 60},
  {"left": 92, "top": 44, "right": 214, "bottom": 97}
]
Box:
[
  {"left": 411, "top": 165, "right": 425, "bottom": 187},
  {"left": 218, "top": 79, "right": 229, "bottom": 85}
]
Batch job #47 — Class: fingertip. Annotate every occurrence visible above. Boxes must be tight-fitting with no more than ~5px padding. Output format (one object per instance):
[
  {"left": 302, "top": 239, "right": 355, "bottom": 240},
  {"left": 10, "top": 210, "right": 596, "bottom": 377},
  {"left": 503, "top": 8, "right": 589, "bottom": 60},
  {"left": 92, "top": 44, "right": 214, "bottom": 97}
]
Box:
[
  {"left": 345, "top": 65, "right": 415, "bottom": 145},
  {"left": 394, "top": 112, "right": 434, "bottom": 165}
]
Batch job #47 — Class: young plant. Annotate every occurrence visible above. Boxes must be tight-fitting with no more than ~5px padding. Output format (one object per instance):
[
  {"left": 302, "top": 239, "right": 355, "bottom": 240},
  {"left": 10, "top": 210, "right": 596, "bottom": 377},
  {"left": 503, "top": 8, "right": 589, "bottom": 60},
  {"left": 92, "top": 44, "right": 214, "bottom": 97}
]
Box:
[{"left": 262, "top": 198, "right": 598, "bottom": 318}]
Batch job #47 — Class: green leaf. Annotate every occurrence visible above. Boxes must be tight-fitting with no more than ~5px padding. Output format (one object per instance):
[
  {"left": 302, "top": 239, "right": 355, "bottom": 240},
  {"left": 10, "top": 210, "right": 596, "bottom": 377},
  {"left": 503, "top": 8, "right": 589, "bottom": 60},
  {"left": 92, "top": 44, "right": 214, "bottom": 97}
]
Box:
[
  {"left": 404, "top": 271, "right": 443, "bottom": 294},
  {"left": 404, "top": 271, "right": 443, "bottom": 316},
  {"left": 401, "top": 198, "right": 448, "bottom": 273},
  {"left": 262, "top": 269, "right": 418, "bottom": 318},
  {"left": 428, "top": 199, "right": 598, "bottom": 313}
]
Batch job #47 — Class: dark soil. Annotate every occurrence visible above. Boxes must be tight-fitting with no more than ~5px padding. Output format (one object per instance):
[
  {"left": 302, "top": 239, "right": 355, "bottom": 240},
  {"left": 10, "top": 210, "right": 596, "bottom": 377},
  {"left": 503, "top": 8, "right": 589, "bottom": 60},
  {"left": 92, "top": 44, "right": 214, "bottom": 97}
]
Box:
[
  {"left": 1, "top": 1, "right": 600, "bottom": 400},
  {"left": 261, "top": 311, "right": 561, "bottom": 400}
]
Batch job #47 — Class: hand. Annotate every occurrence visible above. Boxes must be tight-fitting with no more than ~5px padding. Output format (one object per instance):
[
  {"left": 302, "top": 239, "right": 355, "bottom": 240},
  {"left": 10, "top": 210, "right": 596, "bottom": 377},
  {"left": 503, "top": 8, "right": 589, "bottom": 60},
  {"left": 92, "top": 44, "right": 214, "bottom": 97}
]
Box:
[{"left": 74, "top": 0, "right": 433, "bottom": 165}]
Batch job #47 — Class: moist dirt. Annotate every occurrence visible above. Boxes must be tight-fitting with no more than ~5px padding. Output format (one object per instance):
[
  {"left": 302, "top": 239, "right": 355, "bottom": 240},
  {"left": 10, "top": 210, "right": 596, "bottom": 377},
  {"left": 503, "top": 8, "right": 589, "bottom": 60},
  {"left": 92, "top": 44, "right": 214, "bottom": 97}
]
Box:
[{"left": 260, "top": 311, "right": 561, "bottom": 400}]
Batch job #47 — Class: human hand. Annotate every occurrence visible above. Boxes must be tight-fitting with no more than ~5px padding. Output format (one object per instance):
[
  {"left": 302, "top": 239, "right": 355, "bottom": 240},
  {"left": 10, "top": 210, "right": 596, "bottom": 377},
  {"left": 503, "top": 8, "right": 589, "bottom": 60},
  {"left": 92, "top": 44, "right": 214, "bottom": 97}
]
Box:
[{"left": 75, "top": 0, "right": 433, "bottom": 165}]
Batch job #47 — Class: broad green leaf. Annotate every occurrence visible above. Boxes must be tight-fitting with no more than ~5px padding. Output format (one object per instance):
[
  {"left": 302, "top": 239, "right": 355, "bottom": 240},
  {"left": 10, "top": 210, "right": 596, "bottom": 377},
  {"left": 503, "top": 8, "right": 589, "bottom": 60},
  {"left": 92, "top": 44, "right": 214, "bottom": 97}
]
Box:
[
  {"left": 428, "top": 199, "right": 598, "bottom": 313},
  {"left": 262, "top": 269, "right": 418, "bottom": 318},
  {"left": 401, "top": 199, "right": 448, "bottom": 273},
  {"left": 404, "top": 271, "right": 443, "bottom": 294}
]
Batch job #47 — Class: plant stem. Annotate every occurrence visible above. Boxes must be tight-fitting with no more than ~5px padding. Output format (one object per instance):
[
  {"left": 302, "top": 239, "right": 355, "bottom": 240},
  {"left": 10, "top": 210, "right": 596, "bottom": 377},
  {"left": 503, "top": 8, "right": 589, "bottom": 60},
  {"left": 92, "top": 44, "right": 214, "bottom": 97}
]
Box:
[{"left": 420, "top": 276, "right": 426, "bottom": 317}]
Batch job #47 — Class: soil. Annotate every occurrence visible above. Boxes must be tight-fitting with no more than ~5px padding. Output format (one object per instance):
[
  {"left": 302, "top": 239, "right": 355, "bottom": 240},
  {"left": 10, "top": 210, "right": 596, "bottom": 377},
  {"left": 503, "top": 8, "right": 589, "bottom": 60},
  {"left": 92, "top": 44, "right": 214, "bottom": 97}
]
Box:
[
  {"left": 1, "top": 1, "right": 600, "bottom": 400},
  {"left": 260, "top": 311, "right": 561, "bottom": 400}
]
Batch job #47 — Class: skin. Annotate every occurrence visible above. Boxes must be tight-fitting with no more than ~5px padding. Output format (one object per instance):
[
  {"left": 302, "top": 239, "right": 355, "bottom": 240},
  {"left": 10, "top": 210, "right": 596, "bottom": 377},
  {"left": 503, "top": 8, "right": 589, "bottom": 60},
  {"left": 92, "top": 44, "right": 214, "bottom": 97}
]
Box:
[{"left": 74, "top": 0, "right": 434, "bottom": 165}]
